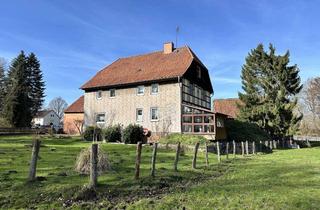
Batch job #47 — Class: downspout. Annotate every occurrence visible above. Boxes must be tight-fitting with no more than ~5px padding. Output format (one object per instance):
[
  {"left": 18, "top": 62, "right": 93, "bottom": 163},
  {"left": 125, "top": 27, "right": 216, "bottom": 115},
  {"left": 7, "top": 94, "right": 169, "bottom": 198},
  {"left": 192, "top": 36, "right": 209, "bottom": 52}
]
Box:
[{"left": 178, "top": 76, "right": 183, "bottom": 134}]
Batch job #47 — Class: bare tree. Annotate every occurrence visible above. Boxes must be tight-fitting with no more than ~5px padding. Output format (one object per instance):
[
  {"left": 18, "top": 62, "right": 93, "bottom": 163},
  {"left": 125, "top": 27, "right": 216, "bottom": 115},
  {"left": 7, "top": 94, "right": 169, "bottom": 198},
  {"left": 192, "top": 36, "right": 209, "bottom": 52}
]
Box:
[
  {"left": 73, "top": 119, "right": 84, "bottom": 135},
  {"left": 48, "top": 97, "right": 68, "bottom": 122},
  {"left": 299, "top": 77, "right": 320, "bottom": 134}
]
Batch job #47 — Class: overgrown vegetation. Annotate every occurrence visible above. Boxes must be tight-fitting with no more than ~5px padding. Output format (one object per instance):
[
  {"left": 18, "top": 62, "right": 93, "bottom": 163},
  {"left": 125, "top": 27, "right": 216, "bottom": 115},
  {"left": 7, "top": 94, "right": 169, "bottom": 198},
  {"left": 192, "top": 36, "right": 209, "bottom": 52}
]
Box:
[
  {"left": 104, "top": 124, "right": 122, "bottom": 142},
  {"left": 225, "top": 120, "right": 271, "bottom": 141},
  {"left": 123, "top": 124, "right": 144, "bottom": 144},
  {"left": 83, "top": 126, "right": 103, "bottom": 141}
]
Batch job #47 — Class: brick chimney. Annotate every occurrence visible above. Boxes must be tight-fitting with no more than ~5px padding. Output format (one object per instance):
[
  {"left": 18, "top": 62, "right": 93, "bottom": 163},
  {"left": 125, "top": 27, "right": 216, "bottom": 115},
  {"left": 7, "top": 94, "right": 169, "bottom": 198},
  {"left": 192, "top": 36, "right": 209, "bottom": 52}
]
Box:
[{"left": 163, "top": 42, "right": 174, "bottom": 54}]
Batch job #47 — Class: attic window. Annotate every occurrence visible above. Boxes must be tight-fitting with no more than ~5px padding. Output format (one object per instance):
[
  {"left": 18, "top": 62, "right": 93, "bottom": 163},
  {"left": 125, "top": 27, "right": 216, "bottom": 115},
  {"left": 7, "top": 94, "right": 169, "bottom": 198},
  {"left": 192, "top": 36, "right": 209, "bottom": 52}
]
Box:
[{"left": 197, "top": 66, "right": 201, "bottom": 79}]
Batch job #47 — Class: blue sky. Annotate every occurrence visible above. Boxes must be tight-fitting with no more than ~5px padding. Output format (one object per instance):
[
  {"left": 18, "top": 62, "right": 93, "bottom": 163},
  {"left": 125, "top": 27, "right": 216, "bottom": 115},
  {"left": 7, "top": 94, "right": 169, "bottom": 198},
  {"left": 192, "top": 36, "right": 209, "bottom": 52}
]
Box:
[{"left": 0, "top": 0, "right": 319, "bottom": 106}]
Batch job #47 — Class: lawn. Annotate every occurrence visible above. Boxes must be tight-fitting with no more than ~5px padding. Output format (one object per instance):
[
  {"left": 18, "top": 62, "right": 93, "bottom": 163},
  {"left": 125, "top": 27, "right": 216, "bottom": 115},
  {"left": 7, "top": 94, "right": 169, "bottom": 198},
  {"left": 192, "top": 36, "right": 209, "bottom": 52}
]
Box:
[{"left": 0, "top": 135, "right": 320, "bottom": 209}]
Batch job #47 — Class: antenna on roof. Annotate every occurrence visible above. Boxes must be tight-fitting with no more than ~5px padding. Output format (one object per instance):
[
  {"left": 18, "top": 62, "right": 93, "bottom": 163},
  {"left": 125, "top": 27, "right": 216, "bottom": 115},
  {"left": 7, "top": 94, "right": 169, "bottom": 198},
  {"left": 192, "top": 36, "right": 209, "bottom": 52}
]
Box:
[{"left": 176, "top": 26, "right": 180, "bottom": 48}]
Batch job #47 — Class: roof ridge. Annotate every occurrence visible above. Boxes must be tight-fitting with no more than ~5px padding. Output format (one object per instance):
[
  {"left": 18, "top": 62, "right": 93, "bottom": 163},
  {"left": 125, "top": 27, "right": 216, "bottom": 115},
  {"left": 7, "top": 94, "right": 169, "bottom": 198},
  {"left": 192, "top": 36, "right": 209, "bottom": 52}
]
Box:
[{"left": 118, "top": 46, "right": 189, "bottom": 60}]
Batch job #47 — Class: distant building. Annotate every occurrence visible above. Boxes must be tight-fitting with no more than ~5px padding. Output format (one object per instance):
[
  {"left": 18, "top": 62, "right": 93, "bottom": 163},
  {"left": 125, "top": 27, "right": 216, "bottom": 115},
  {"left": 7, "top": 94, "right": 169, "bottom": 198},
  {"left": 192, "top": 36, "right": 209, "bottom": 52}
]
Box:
[
  {"left": 213, "top": 98, "right": 242, "bottom": 119},
  {"left": 63, "top": 96, "right": 84, "bottom": 135},
  {"left": 32, "top": 110, "right": 60, "bottom": 129}
]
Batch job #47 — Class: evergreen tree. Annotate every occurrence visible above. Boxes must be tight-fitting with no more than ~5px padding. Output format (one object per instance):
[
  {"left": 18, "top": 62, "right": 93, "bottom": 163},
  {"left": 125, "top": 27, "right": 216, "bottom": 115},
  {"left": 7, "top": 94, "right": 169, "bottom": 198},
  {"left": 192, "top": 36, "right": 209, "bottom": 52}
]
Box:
[
  {"left": 3, "top": 51, "right": 32, "bottom": 127},
  {"left": 238, "top": 44, "right": 302, "bottom": 139},
  {"left": 0, "top": 60, "right": 6, "bottom": 114},
  {"left": 27, "top": 53, "right": 45, "bottom": 116}
]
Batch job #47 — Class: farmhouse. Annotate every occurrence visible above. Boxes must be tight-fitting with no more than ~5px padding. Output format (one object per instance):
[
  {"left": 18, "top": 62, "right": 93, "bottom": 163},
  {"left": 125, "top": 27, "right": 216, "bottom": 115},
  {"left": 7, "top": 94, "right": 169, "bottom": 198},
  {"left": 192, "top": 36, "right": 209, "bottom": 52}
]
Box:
[{"left": 79, "top": 43, "right": 226, "bottom": 139}]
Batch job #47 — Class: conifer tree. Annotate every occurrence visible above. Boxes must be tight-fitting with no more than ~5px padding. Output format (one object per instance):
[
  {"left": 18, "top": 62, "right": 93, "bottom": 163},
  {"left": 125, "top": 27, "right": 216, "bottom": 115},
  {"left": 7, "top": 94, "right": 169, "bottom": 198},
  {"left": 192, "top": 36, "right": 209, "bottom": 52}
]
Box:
[
  {"left": 0, "top": 60, "right": 6, "bottom": 114},
  {"left": 3, "top": 51, "right": 32, "bottom": 127},
  {"left": 238, "top": 44, "right": 302, "bottom": 139},
  {"left": 27, "top": 53, "right": 45, "bottom": 116}
]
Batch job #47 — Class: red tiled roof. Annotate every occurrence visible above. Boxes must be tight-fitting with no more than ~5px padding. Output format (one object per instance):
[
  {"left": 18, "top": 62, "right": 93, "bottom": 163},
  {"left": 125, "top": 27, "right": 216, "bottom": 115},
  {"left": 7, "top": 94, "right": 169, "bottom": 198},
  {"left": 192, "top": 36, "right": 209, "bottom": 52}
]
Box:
[
  {"left": 81, "top": 46, "right": 198, "bottom": 90},
  {"left": 213, "top": 98, "right": 243, "bottom": 119},
  {"left": 64, "top": 96, "right": 84, "bottom": 113}
]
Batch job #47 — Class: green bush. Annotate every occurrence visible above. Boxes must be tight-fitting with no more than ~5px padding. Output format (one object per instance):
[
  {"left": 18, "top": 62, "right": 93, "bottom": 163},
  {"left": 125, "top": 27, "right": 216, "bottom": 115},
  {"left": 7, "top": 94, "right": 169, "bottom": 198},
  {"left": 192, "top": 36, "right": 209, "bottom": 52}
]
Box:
[
  {"left": 123, "top": 124, "right": 144, "bottom": 144},
  {"left": 225, "top": 120, "right": 271, "bottom": 142},
  {"left": 104, "top": 124, "right": 122, "bottom": 142},
  {"left": 83, "top": 126, "right": 103, "bottom": 141}
]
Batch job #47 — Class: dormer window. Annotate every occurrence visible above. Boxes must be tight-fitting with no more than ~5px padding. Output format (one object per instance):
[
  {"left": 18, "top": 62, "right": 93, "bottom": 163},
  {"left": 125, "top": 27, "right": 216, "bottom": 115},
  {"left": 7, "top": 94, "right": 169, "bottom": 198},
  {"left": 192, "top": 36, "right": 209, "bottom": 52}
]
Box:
[
  {"left": 151, "top": 84, "right": 159, "bottom": 95},
  {"left": 197, "top": 66, "right": 201, "bottom": 79},
  {"left": 137, "top": 86, "right": 145, "bottom": 95},
  {"left": 96, "top": 90, "right": 102, "bottom": 100}
]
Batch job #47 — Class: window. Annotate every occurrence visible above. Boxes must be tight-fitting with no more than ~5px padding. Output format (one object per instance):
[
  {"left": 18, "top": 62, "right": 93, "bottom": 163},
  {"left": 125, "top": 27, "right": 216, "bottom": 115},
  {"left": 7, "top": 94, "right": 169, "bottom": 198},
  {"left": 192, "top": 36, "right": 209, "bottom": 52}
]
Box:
[
  {"left": 151, "top": 83, "right": 159, "bottom": 94},
  {"left": 110, "top": 89, "right": 116, "bottom": 98},
  {"left": 137, "top": 86, "right": 145, "bottom": 95},
  {"left": 197, "top": 66, "right": 201, "bottom": 79},
  {"left": 96, "top": 90, "right": 102, "bottom": 99},
  {"left": 150, "top": 107, "right": 159, "bottom": 121},
  {"left": 96, "top": 113, "right": 105, "bottom": 123},
  {"left": 217, "top": 117, "right": 224, "bottom": 127},
  {"left": 136, "top": 108, "right": 143, "bottom": 122}
]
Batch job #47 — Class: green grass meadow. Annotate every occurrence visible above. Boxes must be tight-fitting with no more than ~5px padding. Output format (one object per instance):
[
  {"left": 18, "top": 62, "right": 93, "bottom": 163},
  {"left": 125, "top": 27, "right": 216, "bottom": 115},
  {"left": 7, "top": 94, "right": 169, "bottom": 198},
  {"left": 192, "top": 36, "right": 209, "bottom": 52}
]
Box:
[{"left": 0, "top": 135, "right": 320, "bottom": 209}]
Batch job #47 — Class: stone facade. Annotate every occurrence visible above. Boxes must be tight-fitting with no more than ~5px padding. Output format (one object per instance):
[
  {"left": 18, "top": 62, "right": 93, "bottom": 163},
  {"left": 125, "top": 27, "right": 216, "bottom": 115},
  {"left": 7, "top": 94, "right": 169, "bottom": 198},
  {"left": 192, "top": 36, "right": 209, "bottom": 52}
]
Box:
[
  {"left": 84, "top": 82, "right": 182, "bottom": 133},
  {"left": 63, "top": 113, "right": 84, "bottom": 135}
]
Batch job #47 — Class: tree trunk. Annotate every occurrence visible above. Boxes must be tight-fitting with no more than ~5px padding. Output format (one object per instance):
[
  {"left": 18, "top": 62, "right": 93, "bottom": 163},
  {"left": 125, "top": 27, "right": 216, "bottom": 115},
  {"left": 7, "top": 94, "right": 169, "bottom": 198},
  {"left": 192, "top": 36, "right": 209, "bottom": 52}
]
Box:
[
  {"left": 252, "top": 141, "right": 255, "bottom": 155},
  {"left": 245, "top": 140, "right": 249, "bottom": 155}
]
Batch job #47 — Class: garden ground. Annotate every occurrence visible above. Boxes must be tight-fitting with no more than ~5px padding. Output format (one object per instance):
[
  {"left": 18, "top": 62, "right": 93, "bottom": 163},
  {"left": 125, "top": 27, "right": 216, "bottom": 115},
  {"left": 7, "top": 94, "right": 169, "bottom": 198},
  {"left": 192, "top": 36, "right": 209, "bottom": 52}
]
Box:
[{"left": 0, "top": 135, "right": 319, "bottom": 209}]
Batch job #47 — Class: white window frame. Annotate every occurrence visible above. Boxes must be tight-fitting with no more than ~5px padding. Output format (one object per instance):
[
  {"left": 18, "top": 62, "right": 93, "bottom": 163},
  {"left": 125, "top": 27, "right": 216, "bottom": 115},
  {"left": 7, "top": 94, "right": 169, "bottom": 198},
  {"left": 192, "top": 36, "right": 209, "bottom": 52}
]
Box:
[
  {"left": 109, "top": 89, "right": 116, "bottom": 98},
  {"left": 95, "top": 113, "right": 106, "bottom": 124},
  {"left": 136, "top": 108, "right": 143, "bottom": 122},
  {"left": 150, "top": 107, "right": 159, "bottom": 121},
  {"left": 151, "top": 83, "right": 159, "bottom": 95},
  {"left": 136, "top": 85, "right": 145, "bottom": 95},
  {"left": 96, "top": 90, "right": 102, "bottom": 100}
]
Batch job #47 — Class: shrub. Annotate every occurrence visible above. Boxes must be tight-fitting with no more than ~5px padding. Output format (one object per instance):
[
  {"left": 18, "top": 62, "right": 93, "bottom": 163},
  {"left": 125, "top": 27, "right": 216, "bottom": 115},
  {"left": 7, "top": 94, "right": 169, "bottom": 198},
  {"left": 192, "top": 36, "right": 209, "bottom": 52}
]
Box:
[
  {"left": 83, "top": 126, "right": 103, "bottom": 141},
  {"left": 225, "top": 120, "right": 271, "bottom": 142},
  {"left": 74, "top": 145, "right": 110, "bottom": 175},
  {"left": 123, "top": 124, "right": 144, "bottom": 144},
  {"left": 104, "top": 124, "right": 122, "bottom": 142}
]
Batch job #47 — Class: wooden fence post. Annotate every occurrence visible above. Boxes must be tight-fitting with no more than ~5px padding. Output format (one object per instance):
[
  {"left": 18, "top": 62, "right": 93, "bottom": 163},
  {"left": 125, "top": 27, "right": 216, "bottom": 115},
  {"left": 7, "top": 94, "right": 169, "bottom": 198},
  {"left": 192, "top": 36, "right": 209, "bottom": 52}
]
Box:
[
  {"left": 192, "top": 142, "right": 200, "bottom": 169},
  {"left": 28, "top": 139, "right": 41, "bottom": 182},
  {"left": 89, "top": 143, "right": 98, "bottom": 188},
  {"left": 226, "top": 142, "right": 229, "bottom": 159},
  {"left": 259, "top": 141, "right": 262, "bottom": 153},
  {"left": 205, "top": 142, "right": 209, "bottom": 167},
  {"left": 151, "top": 142, "right": 158, "bottom": 177},
  {"left": 252, "top": 141, "right": 255, "bottom": 155},
  {"left": 135, "top": 142, "right": 142, "bottom": 179},
  {"left": 233, "top": 140, "right": 236, "bottom": 158},
  {"left": 174, "top": 142, "right": 181, "bottom": 171},
  {"left": 245, "top": 140, "right": 249, "bottom": 155},
  {"left": 241, "top": 141, "right": 244, "bottom": 156},
  {"left": 217, "top": 141, "right": 221, "bottom": 162}
]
